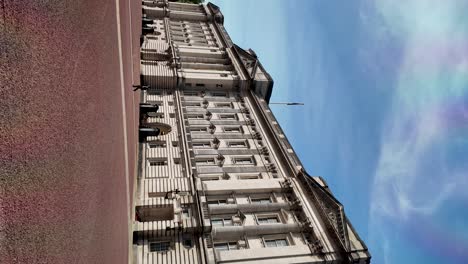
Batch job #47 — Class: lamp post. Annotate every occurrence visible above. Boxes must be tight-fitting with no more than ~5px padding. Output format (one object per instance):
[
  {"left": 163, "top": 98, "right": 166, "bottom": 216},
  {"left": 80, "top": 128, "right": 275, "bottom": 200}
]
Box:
[{"left": 269, "top": 102, "right": 304, "bottom": 106}]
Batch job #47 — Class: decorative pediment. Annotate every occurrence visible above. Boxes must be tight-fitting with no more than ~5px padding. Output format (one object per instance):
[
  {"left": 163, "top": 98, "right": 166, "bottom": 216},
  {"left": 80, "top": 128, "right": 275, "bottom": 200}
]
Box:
[
  {"left": 233, "top": 44, "right": 258, "bottom": 78},
  {"left": 299, "top": 171, "right": 351, "bottom": 252}
]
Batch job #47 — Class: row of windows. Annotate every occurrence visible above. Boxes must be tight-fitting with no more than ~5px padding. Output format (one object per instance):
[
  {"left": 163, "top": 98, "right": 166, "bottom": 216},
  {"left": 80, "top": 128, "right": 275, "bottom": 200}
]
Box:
[
  {"left": 190, "top": 126, "right": 242, "bottom": 133},
  {"left": 149, "top": 237, "right": 289, "bottom": 253},
  {"left": 211, "top": 214, "right": 281, "bottom": 226},
  {"left": 147, "top": 158, "right": 180, "bottom": 166},
  {"left": 195, "top": 156, "right": 255, "bottom": 166},
  {"left": 148, "top": 140, "right": 178, "bottom": 148},
  {"left": 200, "top": 172, "right": 279, "bottom": 181},
  {"left": 214, "top": 237, "right": 289, "bottom": 251},
  {"left": 146, "top": 113, "right": 175, "bottom": 119},
  {"left": 192, "top": 139, "right": 248, "bottom": 148},
  {"left": 187, "top": 113, "right": 238, "bottom": 120},
  {"left": 149, "top": 239, "right": 193, "bottom": 252},
  {"left": 207, "top": 194, "right": 276, "bottom": 205},
  {"left": 149, "top": 234, "right": 314, "bottom": 253},
  {"left": 185, "top": 101, "right": 233, "bottom": 108},
  {"left": 147, "top": 156, "right": 254, "bottom": 166},
  {"left": 184, "top": 90, "right": 229, "bottom": 97}
]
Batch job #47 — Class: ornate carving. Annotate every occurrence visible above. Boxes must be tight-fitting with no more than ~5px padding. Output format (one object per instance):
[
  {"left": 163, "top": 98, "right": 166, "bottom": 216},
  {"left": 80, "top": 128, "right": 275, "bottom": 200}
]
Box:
[{"left": 300, "top": 173, "right": 350, "bottom": 252}]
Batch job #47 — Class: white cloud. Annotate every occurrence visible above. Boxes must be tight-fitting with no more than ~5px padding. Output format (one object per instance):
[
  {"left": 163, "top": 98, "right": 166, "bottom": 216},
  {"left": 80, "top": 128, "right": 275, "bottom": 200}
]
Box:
[{"left": 366, "top": 0, "right": 468, "bottom": 262}]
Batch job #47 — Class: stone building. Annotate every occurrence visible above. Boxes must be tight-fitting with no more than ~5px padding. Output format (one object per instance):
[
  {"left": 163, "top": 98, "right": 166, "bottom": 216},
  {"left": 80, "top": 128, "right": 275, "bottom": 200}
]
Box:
[{"left": 132, "top": 1, "right": 370, "bottom": 263}]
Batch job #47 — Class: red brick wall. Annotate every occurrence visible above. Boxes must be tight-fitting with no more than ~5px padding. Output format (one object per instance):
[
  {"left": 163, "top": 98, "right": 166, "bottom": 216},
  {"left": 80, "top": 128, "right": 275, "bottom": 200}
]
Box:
[{"left": 0, "top": 1, "right": 140, "bottom": 263}]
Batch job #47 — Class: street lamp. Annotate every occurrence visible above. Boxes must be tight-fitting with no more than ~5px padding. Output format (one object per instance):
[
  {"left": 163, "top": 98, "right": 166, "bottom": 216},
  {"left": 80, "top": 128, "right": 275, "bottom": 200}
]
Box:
[{"left": 269, "top": 102, "right": 304, "bottom": 105}]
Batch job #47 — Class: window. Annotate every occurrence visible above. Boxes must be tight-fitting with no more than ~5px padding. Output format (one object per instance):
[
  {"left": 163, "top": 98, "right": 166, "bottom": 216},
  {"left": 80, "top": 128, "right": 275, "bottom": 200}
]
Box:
[
  {"left": 190, "top": 127, "right": 208, "bottom": 132},
  {"left": 184, "top": 91, "right": 198, "bottom": 96},
  {"left": 148, "top": 91, "right": 162, "bottom": 96},
  {"left": 216, "top": 84, "right": 223, "bottom": 88},
  {"left": 214, "top": 242, "right": 238, "bottom": 251},
  {"left": 168, "top": 101, "right": 174, "bottom": 106},
  {"left": 196, "top": 83, "right": 205, "bottom": 87},
  {"left": 186, "top": 102, "right": 201, "bottom": 107},
  {"left": 149, "top": 158, "right": 167, "bottom": 166},
  {"left": 220, "top": 73, "right": 228, "bottom": 77},
  {"left": 148, "top": 192, "right": 166, "bottom": 198},
  {"left": 147, "top": 100, "right": 163, "bottom": 105},
  {"left": 183, "top": 239, "right": 193, "bottom": 248},
  {"left": 201, "top": 176, "right": 220, "bottom": 181},
  {"left": 211, "top": 217, "right": 233, "bottom": 227},
  {"left": 148, "top": 141, "right": 166, "bottom": 148},
  {"left": 211, "top": 91, "right": 227, "bottom": 97},
  {"left": 169, "top": 113, "right": 175, "bottom": 118},
  {"left": 172, "top": 141, "right": 179, "bottom": 147},
  {"left": 215, "top": 102, "right": 232, "bottom": 108},
  {"left": 195, "top": 158, "right": 216, "bottom": 165},
  {"left": 251, "top": 197, "right": 271, "bottom": 204},
  {"left": 238, "top": 174, "right": 260, "bottom": 180},
  {"left": 173, "top": 158, "right": 180, "bottom": 165},
  {"left": 193, "top": 141, "right": 211, "bottom": 148},
  {"left": 150, "top": 241, "right": 171, "bottom": 252},
  {"left": 233, "top": 156, "right": 255, "bottom": 165},
  {"left": 257, "top": 215, "right": 280, "bottom": 224},
  {"left": 227, "top": 140, "right": 248, "bottom": 148},
  {"left": 207, "top": 199, "right": 227, "bottom": 205},
  {"left": 188, "top": 114, "right": 204, "bottom": 119},
  {"left": 181, "top": 206, "right": 190, "bottom": 219},
  {"left": 151, "top": 112, "right": 164, "bottom": 118},
  {"left": 264, "top": 238, "right": 288, "bottom": 248},
  {"left": 223, "top": 126, "right": 242, "bottom": 133},
  {"left": 219, "top": 114, "right": 237, "bottom": 120}
]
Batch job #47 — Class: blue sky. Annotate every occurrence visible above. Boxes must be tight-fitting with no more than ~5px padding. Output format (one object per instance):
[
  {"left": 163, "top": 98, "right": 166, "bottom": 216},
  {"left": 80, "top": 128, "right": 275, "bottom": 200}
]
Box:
[{"left": 211, "top": 0, "right": 468, "bottom": 263}]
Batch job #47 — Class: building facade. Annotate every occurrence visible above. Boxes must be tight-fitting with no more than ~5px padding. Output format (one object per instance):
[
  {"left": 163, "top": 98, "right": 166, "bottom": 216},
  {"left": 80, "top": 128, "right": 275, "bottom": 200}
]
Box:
[{"left": 132, "top": 1, "right": 370, "bottom": 263}]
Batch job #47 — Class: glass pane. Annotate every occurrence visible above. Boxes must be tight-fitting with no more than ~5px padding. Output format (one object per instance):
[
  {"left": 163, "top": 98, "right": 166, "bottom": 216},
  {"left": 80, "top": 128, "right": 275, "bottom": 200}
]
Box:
[
  {"left": 228, "top": 242, "right": 238, "bottom": 250},
  {"left": 214, "top": 243, "right": 229, "bottom": 251},
  {"left": 268, "top": 217, "right": 279, "bottom": 223},
  {"left": 212, "top": 219, "right": 223, "bottom": 226},
  {"left": 276, "top": 239, "right": 288, "bottom": 247},
  {"left": 265, "top": 240, "right": 277, "bottom": 247}
]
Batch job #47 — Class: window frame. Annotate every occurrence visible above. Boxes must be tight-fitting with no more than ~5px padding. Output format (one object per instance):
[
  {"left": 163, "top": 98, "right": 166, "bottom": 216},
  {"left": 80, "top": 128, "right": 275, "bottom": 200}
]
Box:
[
  {"left": 195, "top": 157, "right": 216, "bottom": 166},
  {"left": 192, "top": 141, "right": 212, "bottom": 148},
  {"left": 214, "top": 102, "right": 233, "bottom": 108},
  {"left": 211, "top": 216, "right": 234, "bottom": 227},
  {"left": 190, "top": 126, "right": 208, "bottom": 133},
  {"left": 223, "top": 126, "right": 242, "bottom": 133},
  {"left": 148, "top": 140, "right": 167, "bottom": 148},
  {"left": 207, "top": 199, "right": 228, "bottom": 205},
  {"left": 148, "top": 158, "right": 168, "bottom": 166},
  {"left": 149, "top": 241, "right": 171, "bottom": 252},
  {"left": 264, "top": 238, "right": 289, "bottom": 248},
  {"left": 213, "top": 241, "right": 238, "bottom": 251},
  {"left": 187, "top": 113, "right": 205, "bottom": 120},
  {"left": 250, "top": 197, "right": 272, "bottom": 204},
  {"left": 184, "top": 91, "right": 198, "bottom": 96},
  {"left": 211, "top": 91, "right": 227, "bottom": 97},
  {"left": 227, "top": 140, "right": 248, "bottom": 148},
  {"left": 185, "top": 101, "right": 201, "bottom": 107},
  {"left": 218, "top": 114, "right": 238, "bottom": 120},
  {"left": 257, "top": 214, "right": 281, "bottom": 225},
  {"left": 232, "top": 156, "right": 255, "bottom": 165}
]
